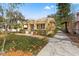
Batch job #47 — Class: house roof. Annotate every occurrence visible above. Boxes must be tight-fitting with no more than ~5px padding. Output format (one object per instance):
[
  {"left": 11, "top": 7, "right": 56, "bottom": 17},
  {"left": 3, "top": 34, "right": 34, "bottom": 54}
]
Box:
[{"left": 26, "top": 17, "right": 55, "bottom": 24}]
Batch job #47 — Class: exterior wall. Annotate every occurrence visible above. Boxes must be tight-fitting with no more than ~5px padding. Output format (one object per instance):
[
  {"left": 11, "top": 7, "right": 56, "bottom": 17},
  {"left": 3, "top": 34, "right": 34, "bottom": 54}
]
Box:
[
  {"left": 75, "top": 22, "right": 79, "bottom": 34},
  {"left": 67, "top": 21, "right": 74, "bottom": 34},
  {"left": 75, "top": 13, "right": 79, "bottom": 34}
]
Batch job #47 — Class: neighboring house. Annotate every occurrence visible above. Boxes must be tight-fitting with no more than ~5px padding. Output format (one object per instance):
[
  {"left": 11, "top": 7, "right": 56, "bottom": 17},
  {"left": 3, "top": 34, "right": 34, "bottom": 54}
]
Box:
[
  {"left": 0, "top": 24, "right": 5, "bottom": 32},
  {"left": 0, "top": 20, "right": 23, "bottom": 32},
  {"left": 67, "top": 12, "right": 79, "bottom": 35},
  {"left": 75, "top": 12, "right": 79, "bottom": 34},
  {"left": 8, "top": 20, "right": 23, "bottom": 32},
  {"left": 66, "top": 19, "right": 74, "bottom": 34},
  {"left": 23, "top": 17, "right": 56, "bottom": 35}
]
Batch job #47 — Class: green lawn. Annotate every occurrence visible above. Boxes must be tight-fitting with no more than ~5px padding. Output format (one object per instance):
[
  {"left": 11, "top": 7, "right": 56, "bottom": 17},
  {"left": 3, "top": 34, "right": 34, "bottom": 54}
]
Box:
[{"left": 0, "top": 33, "right": 48, "bottom": 55}]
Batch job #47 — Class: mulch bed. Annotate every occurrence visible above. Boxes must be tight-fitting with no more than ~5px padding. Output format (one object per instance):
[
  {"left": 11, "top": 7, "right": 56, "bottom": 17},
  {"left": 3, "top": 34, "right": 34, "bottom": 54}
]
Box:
[{"left": 1, "top": 50, "right": 32, "bottom": 56}]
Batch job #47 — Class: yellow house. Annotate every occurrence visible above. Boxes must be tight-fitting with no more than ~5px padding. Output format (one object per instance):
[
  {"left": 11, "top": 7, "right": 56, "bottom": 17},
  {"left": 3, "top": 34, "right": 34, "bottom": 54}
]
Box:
[{"left": 23, "top": 17, "right": 56, "bottom": 35}]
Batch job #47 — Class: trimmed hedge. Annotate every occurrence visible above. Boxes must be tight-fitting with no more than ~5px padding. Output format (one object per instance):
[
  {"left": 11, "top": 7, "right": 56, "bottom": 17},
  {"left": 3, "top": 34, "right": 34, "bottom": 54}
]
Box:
[{"left": 35, "top": 30, "right": 46, "bottom": 36}]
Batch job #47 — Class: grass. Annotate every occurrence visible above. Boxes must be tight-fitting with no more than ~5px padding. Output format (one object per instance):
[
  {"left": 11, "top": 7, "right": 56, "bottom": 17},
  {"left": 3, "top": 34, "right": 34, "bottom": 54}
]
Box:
[{"left": 0, "top": 33, "right": 48, "bottom": 55}]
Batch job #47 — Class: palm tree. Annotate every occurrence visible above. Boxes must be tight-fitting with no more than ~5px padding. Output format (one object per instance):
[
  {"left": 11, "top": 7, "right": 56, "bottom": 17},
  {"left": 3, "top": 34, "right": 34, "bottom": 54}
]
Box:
[{"left": 57, "top": 3, "right": 71, "bottom": 33}]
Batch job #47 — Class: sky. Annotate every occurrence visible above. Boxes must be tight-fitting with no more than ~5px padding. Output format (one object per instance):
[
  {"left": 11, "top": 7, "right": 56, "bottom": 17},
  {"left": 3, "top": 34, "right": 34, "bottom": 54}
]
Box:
[
  {"left": 18, "top": 3, "right": 57, "bottom": 19},
  {"left": 18, "top": 3, "right": 79, "bottom": 19},
  {"left": 2, "top": 3, "right": 79, "bottom": 20},
  {"left": 71, "top": 4, "right": 79, "bottom": 13}
]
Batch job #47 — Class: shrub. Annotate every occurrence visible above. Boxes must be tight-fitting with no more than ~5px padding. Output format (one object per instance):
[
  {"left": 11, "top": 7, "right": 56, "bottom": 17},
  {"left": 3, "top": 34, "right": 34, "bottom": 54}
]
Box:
[
  {"left": 35, "top": 30, "right": 46, "bottom": 36},
  {"left": 0, "top": 31, "right": 3, "bottom": 34},
  {"left": 47, "top": 29, "right": 58, "bottom": 37},
  {"left": 19, "top": 29, "right": 25, "bottom": 33}
]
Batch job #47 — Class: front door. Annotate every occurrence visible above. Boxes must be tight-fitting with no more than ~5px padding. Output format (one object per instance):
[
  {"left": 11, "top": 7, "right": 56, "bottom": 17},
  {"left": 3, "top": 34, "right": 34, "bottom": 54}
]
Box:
[{"left": 30, "top": 24, "right": 34, "bottom": 31}]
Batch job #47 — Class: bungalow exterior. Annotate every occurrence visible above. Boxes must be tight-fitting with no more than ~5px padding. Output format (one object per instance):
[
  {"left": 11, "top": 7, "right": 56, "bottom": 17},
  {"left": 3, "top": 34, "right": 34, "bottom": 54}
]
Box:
[{"left": 23, "top": 17, "right": 56, "bottom": 35}]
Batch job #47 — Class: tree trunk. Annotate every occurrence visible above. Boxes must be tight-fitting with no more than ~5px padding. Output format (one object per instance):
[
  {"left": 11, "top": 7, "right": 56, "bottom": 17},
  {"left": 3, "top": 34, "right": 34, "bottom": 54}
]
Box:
[
  {"left": 65, "top": 22, "right": 69, "bottom": 33},
  {"left": 1, "top": 24, "right": 7, "bottom": 52}
]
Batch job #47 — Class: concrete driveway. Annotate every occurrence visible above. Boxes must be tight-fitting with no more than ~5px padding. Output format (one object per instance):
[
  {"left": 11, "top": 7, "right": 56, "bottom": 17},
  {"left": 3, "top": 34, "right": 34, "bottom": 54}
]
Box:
[{"left": 37, "top": 31, "right": 79, "bottom": 56}]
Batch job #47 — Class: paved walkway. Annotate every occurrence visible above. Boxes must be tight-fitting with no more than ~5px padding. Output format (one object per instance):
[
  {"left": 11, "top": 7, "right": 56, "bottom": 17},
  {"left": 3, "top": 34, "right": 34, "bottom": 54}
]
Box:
[{"left": 37, "top": 31, "right": 79, "bottom": 56}]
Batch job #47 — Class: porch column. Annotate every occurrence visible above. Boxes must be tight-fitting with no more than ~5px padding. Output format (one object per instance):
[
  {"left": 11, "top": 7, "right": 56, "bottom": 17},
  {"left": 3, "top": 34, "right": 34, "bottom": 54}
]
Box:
[
  {"left": 34, "top": 22, "right": 37, "bottom": 30},
  {"left": 28, "top": 23, "right": 31, "bottom": 33}
]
